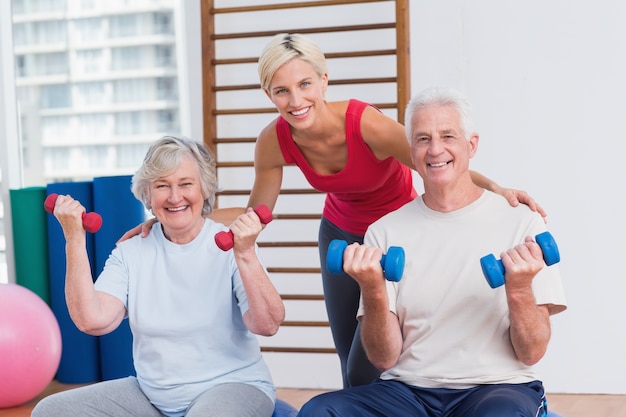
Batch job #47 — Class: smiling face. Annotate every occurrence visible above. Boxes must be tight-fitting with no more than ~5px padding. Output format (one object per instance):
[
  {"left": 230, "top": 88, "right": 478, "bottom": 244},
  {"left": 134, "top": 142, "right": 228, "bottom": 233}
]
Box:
[
  {"left": 408, "top": 104, "right": 478, "bottom": 189},
  {"left": 149, "top": 156, "right": 206, "bottom": 243},
  {"left": 265, "top": 58, "right": 328, "bottom": 129}
]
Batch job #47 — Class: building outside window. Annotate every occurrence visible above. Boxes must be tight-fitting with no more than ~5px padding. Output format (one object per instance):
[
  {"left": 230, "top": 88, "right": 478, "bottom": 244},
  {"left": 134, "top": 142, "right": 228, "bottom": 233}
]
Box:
[
  {"left": 0, "top": 0, "right": 201, "bottom": 283},
  {"left": 12, "top": 0, "right": 182, "bottom": 186}
]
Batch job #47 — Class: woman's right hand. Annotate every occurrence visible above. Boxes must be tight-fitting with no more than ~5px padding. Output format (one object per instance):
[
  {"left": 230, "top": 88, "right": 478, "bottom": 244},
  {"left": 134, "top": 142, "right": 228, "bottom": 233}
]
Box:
[{"left": 116, "top": 218, "right": 158, "bottom": 244}]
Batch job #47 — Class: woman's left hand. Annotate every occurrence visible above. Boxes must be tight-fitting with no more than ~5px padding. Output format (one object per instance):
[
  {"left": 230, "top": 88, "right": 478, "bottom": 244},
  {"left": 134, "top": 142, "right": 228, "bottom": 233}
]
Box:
[{"left": 496, "top": 187, "right": 547, "bottom": 222}]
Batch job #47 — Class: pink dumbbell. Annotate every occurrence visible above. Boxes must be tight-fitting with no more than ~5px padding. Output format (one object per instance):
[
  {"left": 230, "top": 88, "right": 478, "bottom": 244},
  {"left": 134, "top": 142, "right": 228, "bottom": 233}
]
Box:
[
  {"left": 44, "top": 193, "right": 102, "bottom": 233},
  {"left": 214, "top": 205, "right": 273, "bottom": 251}
]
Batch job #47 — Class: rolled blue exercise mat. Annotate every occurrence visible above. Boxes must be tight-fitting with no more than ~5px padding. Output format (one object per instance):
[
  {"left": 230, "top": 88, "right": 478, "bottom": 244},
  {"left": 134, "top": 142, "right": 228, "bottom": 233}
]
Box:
[
  {"left": 9, "top": 186, "right": 50, "bottom": 304},
  {"left": 93, "top": 175, "right": 146, "bottom": 380},
  {"left": 46, "top": 181, "right": 101, "bottom": 383}
]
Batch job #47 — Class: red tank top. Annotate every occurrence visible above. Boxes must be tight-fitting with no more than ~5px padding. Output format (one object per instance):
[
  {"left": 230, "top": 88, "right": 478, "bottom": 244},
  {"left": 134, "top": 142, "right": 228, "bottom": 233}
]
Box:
[{"left": 275, "top": 99, "right": 417, "bottom": 235}]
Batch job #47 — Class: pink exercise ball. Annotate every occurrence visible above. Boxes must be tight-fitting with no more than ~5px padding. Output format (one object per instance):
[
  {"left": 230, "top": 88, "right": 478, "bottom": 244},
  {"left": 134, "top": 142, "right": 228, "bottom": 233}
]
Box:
[{"left": 0, "top": 283, "right": 62, "bottom": 408}]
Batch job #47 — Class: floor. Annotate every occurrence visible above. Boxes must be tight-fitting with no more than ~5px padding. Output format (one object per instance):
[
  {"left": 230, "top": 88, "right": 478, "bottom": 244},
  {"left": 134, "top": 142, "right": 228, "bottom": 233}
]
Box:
[{"left": 1, "top": 381, "right": 626, "bottom": 416}]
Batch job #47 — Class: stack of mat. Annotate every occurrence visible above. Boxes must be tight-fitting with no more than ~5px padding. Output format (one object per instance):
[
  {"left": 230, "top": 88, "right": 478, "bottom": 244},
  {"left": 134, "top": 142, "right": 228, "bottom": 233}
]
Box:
[{"left": 9, "top": 175, "right": 145, "bottom": 384}]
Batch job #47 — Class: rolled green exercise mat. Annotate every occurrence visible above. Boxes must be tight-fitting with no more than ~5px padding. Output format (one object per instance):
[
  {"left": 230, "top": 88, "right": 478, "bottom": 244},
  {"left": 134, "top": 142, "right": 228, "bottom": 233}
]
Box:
[
  {"left": 46, "top": 181, "right": 101, "bottom": 383},
  {"left": 93, "top": 175, "right": 145, "bottom": 380},
  {"left": 9, "top": 186, "right": 50, "bottom": 304}
]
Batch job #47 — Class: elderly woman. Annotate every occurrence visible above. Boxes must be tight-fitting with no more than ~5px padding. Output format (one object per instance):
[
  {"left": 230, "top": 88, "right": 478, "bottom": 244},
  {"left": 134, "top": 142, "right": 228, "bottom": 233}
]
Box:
[{"left": 32, "top": 136, "right": 285, "bottom": 417}]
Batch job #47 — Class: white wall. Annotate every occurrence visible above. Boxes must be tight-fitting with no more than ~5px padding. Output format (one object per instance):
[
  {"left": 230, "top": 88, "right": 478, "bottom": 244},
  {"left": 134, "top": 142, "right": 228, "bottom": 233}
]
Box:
[{"left": 409, "top": 1, "right": 626, "bottom": 394}]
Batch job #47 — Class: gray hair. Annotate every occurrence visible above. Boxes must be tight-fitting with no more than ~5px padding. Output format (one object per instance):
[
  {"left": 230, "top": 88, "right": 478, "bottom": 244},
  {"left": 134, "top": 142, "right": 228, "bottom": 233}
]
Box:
[
  {"left": 131, "top": 136, "right": 217, "bottom": 216},
  {"left": 404, "top": 87, "right": 474, "bottom": 142},
  {"left": 258, "top": 33, "right": 328, "bottom": 91}
]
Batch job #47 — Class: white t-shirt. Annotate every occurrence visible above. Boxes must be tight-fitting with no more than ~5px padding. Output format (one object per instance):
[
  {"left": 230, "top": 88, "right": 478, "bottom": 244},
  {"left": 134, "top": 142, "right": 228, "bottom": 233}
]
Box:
[
  {"left": 361, "top": 191, "right": 567, "bottom": 389},
  {"left": 95, "top": 220, "right": 274, "bottom": 416}
]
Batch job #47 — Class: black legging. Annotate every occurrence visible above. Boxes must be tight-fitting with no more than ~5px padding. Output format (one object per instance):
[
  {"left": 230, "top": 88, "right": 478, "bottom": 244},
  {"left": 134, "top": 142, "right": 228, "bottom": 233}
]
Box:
[{"left": 318, "top": 217, "right": 381, "bottom": 388}]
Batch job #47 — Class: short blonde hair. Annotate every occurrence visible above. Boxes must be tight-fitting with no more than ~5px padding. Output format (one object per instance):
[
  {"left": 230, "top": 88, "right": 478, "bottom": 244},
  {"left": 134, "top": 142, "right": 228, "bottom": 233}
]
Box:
[{"left": 258, "top": 33, "right": 328, "bottom": 91}]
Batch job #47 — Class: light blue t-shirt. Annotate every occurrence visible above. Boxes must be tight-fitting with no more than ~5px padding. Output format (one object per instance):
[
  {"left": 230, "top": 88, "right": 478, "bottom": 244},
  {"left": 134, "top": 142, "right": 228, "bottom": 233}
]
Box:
[{"left": 94, "top": 220, "right": 275, "bottom": 416}]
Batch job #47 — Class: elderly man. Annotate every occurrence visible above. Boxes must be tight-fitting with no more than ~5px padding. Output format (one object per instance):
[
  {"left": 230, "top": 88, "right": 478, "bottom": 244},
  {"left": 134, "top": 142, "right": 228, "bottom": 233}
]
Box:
[{"left": 297, "top": 87, "right": 567, "bottom": 417}]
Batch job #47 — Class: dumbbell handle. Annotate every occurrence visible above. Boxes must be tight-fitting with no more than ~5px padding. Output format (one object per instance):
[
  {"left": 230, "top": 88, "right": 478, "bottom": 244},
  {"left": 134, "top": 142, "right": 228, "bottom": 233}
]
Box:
[
  {"left": 480, "top": 231, "right": 560, "bottom": 289},
  {"left": 214, "top": 205, "right": 273, "bottom": 251},
  {"left": 326, "top": 239, "right": 405, "bottom": 282},
  {"left": 44, "top": 193, "right": 103, "bottom": 233}
]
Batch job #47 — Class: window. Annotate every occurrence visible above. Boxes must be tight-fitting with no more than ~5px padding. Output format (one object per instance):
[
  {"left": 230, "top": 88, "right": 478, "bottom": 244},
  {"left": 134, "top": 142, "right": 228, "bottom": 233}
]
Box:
[
  {"left": 115, "top": 111, "right": 144, "bottom": 135},
  {"left": 117, "top": 143, "right": 150, "bottom": 169},
  {"left": 110, "top": 14, "right": 138, "bottom": 38},
  {"left": 157, "top": 109, "right": 177, "bottom": 132},
  {"left": 44, "top": 146, "right": 70, "bottom": 171},
  {"left": 114, "top": 79, "right": 151, "bottom": 103},
  {"left": 2, "top": 0, "right": 201, "bottom": 283},
  {"left": 112, "top": 46, "right": 143, "bottom": 71},
  {"left": 78, "top": 114, "right": 108, "bottom": 139},
  {"left": 41, "top": 84, "right": 71, "bottom": 109},
  {"left": 73, "top": 18, "right": 105, "bottom": 43},
  {"left": 12, "top": 0, "right": 65, "bottom": 14},
  {"left": 156, "top": 77, "right": 177, "bottom": 101},
  {"left": 153, "top": 12, "right": 173, "bottom": 35},
  {"left": 13, "top": 21, "right": 66, "bottom": 46},
  {"left": 75, "top": 49, "right": 104, "bottom": 74},
  {"left": 15, "top": 55, "right": 25, "bottom": 77},
  {"left": 41, "top": 116, "right": 71, "bottom": 144},
  {"left": 74, "top": 82, "right": 106, "bottom": 107},
  {"left": 155, "top": 45, "right": 174, "bottom": 68},
  {"left": 20, "top": 52, "right": 68, "bottom": 77},
  {"left": 82, "top": 145, "right": 110, "bottom": 169}
]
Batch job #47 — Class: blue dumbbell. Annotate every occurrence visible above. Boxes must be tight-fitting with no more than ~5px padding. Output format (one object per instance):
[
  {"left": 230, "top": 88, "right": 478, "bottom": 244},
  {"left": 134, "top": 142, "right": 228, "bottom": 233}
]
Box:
[
  {"left": 326, "top": 239, "right": 405, "bottom": 282},
  {"left": 480, "top": 231, "right": 560, "bottom": 288}
]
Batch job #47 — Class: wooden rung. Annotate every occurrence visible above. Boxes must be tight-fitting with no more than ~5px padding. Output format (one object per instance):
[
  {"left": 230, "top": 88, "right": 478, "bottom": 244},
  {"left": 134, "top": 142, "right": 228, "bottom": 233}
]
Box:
[
  {"left": 213, "top": 0, "right": 386, "bottom": 15},
  {"left": 216, "top": 161, "right": 253, "bottom": 168},
  {"left": 214, "top": 83, "right": 262, "bottom": 91},
  {"left": 212, "top": 49, "right": 398, "bottom": 66},
  {"left": 267, "top": 267, "right": 320, "bottom": 274},
  {"left": 259, "top": 242, "right": 318, "bottom": 248},
  {"left": 214, "top": 107, "right": 277, "bottom": 115},
  {"left": 330, "top": 77, "right": 397, "bottom": 86},
  {"left": 213, "top": 57, "right": 258, "bottom": 65},
  {"left": 218, "top": 189, "right": 322, "bottom": 196},
  {"left": 281, "top": 294, "right": 325, "bottom": 301},
  {"left": 271, "top": 214, "right": 321, "bottom": 220},
  {"left": 325, "top": 50, "right": 399, "bottom": 59},
  {"left": 281, "top": 321, "right": 329, "bottom": 327},
  {"left": 261, "top": 347, "right": 337, "bottom": 354},
  {"left": 212, "top": 23, "right": 396, "bottom": 41},
  {"left": 214, "top": 77, "right": 397, "bottom": 93},
  {"left": 213, "top": 137, "right": 257, "bottom": 144},
  {"left": 215, "top": 102, "right": 398, "bottom": 115}
]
